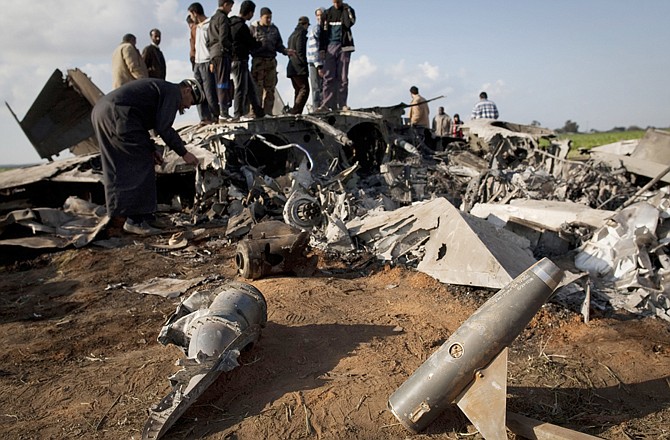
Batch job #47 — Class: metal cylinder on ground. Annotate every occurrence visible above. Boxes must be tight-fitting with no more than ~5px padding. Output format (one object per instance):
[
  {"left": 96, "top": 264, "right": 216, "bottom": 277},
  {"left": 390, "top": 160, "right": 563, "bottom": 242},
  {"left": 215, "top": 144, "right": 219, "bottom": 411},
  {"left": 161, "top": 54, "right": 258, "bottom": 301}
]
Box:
[
  {"left": 388, "top": 257, "right": 564, "bottom": 433},
  {"left": 235, "top": 220, "right": 314, "bottom": 280}
]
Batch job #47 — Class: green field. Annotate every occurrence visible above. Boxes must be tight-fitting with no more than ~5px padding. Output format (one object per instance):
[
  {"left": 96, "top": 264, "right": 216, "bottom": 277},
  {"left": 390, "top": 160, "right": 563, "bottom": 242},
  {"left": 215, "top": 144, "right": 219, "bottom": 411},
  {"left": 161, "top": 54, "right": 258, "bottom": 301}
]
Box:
[{"left": 558, "top": 130, "right": 648, "bottom": 151}]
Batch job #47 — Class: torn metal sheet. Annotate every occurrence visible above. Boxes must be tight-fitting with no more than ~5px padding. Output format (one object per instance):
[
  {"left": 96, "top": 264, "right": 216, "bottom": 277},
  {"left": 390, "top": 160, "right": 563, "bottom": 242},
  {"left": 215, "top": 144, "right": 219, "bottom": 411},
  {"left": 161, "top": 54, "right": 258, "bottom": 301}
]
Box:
[
  {"left": 447, "top": 150, "right": 489, "bottom": 177},
  {"left": 575, "top": 201, "right": 659, "bottom": 279},
  {"left": 145, "top": 281, "right": 267, "bottom": 440},
  {"left": 464, "top": 119, "right": 555, "bottom": 143},
  {"left": 592, "top": 152, "right": 670, "bottom": 185},
  {"left": 0, "top": 196, "right": 108, "bottom": 249},
  {"left": 346, "top": 198, "right": 443, "bottom": 261},
  {"left": 574, "top": 199, "right": 670, "bottom": 321},
  {"left": 130, "top": 276, "right": 207, "bottom": 299},
  {"left": 590, "top": 139, "right": 639, "bottom": 156},
  {"left": 6, "top": 68, "right": 103, "bottom": 160},
  {"left": 347, "top": 198, "right": 536, "bottom": 289},
  {"left": 0, "top": 154, "right": 102, "bottom": 191},
  {"left": 462, "top": 119, "right": 555, "bottom": 164},
  {"left": 415, "top": 198, "right": 537, "bottom": 289},
  {"left": 470, "top": 200, "right": 612, "bottom": 231},
  {"left": 590, "top": 128, "right": 670, "bottom": 184},
  {"left": 0, "top": 154, "right": 104, "bottom": 217},
  {"left": 629, "top": 128, "right": 670, "bottom": 163}
]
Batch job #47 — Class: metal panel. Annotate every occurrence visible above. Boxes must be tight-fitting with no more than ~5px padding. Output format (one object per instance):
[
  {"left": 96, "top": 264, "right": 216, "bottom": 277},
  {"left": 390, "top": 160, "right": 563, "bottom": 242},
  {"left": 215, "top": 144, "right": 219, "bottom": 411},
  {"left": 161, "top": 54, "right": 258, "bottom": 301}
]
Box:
[{"left": 6, "top": 68, "right": 103, "bottom": 160}]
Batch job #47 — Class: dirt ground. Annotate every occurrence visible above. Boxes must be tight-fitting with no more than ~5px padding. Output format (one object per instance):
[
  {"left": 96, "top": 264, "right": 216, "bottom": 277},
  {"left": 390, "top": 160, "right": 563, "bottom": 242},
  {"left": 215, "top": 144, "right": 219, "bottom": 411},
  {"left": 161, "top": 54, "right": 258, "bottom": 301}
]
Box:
[{"left": 1, "top": 225, "right": 669, "bottom": 440}]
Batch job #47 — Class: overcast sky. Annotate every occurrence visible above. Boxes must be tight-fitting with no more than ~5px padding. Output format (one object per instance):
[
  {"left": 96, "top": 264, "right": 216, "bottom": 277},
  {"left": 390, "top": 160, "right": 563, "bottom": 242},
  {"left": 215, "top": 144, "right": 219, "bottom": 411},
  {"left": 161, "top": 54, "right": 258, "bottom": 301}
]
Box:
[{"left": 1, "top": 0, "right": 669, "bottom": 165}]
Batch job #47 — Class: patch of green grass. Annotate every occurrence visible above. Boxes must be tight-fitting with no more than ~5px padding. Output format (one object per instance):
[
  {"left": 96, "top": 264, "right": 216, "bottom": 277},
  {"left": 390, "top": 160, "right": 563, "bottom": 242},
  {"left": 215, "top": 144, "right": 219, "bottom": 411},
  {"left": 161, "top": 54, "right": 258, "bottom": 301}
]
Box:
[{"left": 559, "top": 130, "right": 646, "bottom": 151}]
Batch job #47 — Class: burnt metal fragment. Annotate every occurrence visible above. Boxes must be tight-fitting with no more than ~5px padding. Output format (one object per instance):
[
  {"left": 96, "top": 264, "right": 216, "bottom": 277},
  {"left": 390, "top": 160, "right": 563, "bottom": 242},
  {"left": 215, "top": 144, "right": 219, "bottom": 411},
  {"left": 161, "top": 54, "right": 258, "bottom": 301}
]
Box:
[
  {"left": 143, "top": 281, "right": 267, "bottom": 440},
  {"left": 236, "top": 220, "right": 316, "bottom": 279}
]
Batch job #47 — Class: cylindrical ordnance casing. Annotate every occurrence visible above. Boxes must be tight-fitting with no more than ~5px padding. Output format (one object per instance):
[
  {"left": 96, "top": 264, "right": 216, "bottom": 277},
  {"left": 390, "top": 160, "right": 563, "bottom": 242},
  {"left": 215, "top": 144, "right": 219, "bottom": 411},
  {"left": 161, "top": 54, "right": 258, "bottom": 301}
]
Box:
[
  {"left": 388, "top": 258, "right": 563, "bottom": 432},
  {"left": 187, "top": 282, "right": 267, "bottom": 358}
]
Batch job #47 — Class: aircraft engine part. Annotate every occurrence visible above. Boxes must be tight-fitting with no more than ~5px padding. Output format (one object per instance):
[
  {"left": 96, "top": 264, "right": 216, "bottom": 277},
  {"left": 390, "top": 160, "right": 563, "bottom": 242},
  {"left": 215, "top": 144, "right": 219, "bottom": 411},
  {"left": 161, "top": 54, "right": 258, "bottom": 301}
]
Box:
[
  {"left": 283, "top": 191, "right": 323, "bottom": 229},
  {"left": 236, "top": 220, "right": 315, "bottom": 280},
  {"left": 186, "top": 282, "right": 267, "bottom": 358},
  {"left": 388, "top": 258, "right": 563, "bottom": 437},
  {"left": 142, "top": 281, "right": 267, "bottom": 440}
]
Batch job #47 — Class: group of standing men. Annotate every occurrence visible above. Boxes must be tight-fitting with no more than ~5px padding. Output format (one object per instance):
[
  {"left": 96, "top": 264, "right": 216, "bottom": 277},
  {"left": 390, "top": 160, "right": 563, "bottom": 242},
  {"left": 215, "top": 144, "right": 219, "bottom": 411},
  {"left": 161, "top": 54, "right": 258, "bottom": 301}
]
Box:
[
  {"left": 407, "top": 86, "right": 500, "bottom": 151},
  {"left": 111, "top": 29, "right": 167, "bottom": 89},
  {"left": 187, "top": 0, "right": 356, "bottom": 123},
  {"left": 94, "top": 0, "right": 357, "bottom": 236}
]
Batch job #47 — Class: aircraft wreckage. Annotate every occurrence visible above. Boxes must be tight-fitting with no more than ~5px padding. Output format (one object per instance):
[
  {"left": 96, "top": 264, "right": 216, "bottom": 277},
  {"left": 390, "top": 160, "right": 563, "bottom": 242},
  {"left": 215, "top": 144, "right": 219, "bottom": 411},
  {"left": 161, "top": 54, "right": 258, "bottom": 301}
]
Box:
[
  {"left": 2, "top": 68, "right": 670, "bottom": 322},
  {"left": 3, "top": 68, "right": 670, "bottom": 438}
]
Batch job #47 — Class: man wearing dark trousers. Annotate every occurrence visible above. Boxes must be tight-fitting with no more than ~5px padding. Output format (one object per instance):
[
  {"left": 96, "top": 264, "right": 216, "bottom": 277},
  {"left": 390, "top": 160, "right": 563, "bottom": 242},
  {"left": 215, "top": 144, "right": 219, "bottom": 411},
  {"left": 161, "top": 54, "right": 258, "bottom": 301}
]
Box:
[
  {"left": 319, "top": 0, "right": 355, "bottom": 111},
  {"left": 287, "top": 16, "right": 310, "bottom": 115},
  {"left": 207, "top": 0, "right": 235, "bottom": 120},
  {"left": 91, "top": 79, "right": 203, "bottom": 235},
  {"left": 230, "top": 0, "right": 264, "bottom": 119}
]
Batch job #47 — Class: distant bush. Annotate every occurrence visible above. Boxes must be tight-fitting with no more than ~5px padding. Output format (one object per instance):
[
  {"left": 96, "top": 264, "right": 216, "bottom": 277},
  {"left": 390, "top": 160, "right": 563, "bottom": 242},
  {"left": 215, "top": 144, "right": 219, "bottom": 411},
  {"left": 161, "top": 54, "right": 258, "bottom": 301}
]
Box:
[{"left": 556, "top": 120, "right": 579, "bottom": 133}]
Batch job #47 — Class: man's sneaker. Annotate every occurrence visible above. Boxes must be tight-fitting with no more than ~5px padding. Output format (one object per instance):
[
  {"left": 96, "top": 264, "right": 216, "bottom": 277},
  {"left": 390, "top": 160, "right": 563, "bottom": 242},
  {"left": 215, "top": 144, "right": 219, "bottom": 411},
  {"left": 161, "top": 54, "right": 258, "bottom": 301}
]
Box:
[
  {"left": 147, "top": 216, "right": 174, "bottom": 229},
  {"left": 218, "top": 115, "right": 232, "bottom": 123},
  {"left": 123, "top": 219, "right": 163, "bottom": 236}
]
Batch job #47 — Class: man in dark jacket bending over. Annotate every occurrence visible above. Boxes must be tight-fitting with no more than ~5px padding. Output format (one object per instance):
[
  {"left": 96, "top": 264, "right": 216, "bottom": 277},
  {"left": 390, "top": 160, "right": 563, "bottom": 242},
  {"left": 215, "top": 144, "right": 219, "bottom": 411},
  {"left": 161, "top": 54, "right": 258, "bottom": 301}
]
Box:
[{"left": 91, "top": 78, "right": 203, "bottom": 235}]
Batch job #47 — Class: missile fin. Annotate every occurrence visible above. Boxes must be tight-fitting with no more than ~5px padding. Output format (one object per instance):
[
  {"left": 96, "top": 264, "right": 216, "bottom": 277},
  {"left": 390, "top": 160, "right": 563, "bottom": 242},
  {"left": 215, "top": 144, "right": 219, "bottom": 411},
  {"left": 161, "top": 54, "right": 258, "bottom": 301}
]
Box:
[{"left": 455, "top": 347, "right": 509, "bottom": 440}]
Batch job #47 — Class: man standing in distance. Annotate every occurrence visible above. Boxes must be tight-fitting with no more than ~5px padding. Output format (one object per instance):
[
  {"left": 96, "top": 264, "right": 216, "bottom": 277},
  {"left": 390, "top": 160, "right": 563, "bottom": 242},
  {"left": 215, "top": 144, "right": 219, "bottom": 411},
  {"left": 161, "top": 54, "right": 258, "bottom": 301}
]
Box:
[
  {"left": 189, "top": 2, "right": 219, "bottom": 123},
  {"left": 230, "top": 1, "right": 264, "bottom": 119},
  {"left": 111, "top": 34, "right": 148, "bottom": 89},
  {"left": 187, "top": 15, "right": 197, "bottom": 69},
  {"left": 286, "top": 16, "right": 310, "bottom": 115},
  {"left": 90, "top": 78, "right": 202, "bottom": 235},
  {"left": 207, "top": 0, "right": 235, "bottom": 120},
  {"left": 250, "top": 7, "right": 295, "bottom": 115},
  {"left": 142, "top": 29, "right": 167, "bottom": 80},
  {"left": 319, "top": 0, "right": 355, "bottom": 111},
  {"left": 306, "top": 7, "right": 325, "bottom": 112},
  {"left": 471, "top": 91, "right": 499, "bottom": 120},
  {"left": 408, "top": 86, "right": 429, "bottom": 128},
  {"left": 432, "top": 106, "right": 452, "bottom": 151}
]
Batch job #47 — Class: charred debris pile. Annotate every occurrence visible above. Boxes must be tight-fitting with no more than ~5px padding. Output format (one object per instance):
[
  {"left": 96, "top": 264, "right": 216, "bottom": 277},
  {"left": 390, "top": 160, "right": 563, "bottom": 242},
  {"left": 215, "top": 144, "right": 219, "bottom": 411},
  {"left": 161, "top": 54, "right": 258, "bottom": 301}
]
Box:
[{"left": 2, "top": 68, "right": 670, "bottom": 322}]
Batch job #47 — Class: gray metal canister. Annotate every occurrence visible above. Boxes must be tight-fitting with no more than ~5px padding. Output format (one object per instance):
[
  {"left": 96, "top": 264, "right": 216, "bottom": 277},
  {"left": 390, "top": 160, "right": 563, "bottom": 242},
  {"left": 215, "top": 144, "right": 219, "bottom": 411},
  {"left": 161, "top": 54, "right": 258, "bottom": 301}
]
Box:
[{"left": 388, "top": 258, "right": 563, "bottom": 432}]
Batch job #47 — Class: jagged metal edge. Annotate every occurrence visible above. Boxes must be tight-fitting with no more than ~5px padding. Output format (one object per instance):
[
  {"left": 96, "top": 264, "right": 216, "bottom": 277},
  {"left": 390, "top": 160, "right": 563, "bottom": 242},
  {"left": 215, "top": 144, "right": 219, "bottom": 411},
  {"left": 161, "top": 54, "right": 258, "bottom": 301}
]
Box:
[{"left": 142, "top": 325, "right": 262, "bottom": 440}]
